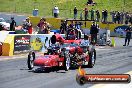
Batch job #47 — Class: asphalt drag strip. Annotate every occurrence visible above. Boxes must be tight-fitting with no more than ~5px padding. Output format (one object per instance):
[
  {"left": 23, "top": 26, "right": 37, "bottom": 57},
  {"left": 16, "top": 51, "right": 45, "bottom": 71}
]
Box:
[{"left": 0, "top": 46, "right": 132, "bottom": 88}]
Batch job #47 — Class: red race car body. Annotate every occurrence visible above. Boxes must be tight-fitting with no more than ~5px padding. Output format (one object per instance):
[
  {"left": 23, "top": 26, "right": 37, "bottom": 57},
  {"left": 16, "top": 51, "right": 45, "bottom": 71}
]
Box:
[
  {"left": 34, "top": 55, "right": 64, "bottom": 67},
  {"left": 64, "top": 40, "right": 81, "bottom": 44},
  {"left": 27, "top": 34, "right": 96, "bottom": 71}
]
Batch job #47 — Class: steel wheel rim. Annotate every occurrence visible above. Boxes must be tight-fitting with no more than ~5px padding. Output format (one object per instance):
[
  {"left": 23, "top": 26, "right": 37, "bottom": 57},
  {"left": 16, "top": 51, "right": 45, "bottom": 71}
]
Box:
[
  {"left": 30, "top": 60, "right": 34, "bottom": 68},
  {"left": 30, "top": 55, "right": 34, "bottom": 68},
  {"left": 92, "top": 52, "right": 95, "bottom": 65},
  {"left": 66, "top": 55, "right": 70, "bottom": 70}
]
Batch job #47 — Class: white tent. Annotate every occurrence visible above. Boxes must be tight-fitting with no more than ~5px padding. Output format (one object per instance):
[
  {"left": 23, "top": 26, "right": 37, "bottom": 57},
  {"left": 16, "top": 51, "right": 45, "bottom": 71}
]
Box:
[{"left": 0, "top": 31, "right": 9, "bottom": 42}]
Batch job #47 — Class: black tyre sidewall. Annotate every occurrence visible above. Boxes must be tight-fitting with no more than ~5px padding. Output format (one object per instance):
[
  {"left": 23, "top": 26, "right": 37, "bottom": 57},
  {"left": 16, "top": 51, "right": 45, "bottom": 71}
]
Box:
[
  {"left": 64, "top": 52, "right": 70, "bottom": 71},
  {"left": 88, "top": 49, "right": 96, "bottom": 68},
  {"left": 27, "top": 52, "right": 35, "bottom": 70}
]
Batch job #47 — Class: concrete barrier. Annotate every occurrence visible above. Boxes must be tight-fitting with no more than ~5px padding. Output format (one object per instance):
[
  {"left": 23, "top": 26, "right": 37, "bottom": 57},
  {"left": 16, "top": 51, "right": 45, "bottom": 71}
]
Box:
[
  {"left": 0, "top": 31, "right": 10, "bottom": 42},
  {"left": 27, "top": 17, "right": 126, "bottom": 37},
  {"left": 29, "top": 16, "right": 63, "bottom": 29},
  {"left": 0, "top": 42, "right": 2, "bottom": 56},
  {"left": 0, "top": 31, "right": 15, "bottom": 56},
  {"left": 0, "top": 13, "right": 125, "bottom": 37},
  {"left": 1, "top": 34, "right": 65, "bottom": 56},
  {"left": 2, "top": 35, "right": 14, "bottom": 56}
]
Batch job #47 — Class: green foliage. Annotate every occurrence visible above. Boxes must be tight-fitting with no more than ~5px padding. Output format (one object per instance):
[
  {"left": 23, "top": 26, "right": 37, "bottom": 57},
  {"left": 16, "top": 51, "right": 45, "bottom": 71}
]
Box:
[{"left": 0, "top": 0, "right": 131, "bottom": 19}]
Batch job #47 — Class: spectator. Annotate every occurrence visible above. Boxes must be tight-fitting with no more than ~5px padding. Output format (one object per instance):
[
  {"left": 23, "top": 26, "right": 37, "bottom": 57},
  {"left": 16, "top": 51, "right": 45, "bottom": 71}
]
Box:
[
  {"left": 125, "top": 12, "right": 129, "bottom": 24},
  {"left": 75, "top": 21, "right": 79, "bottom": 29},
  {"left": 90, "top": 21, "right": 99, "bottom": 44},
  {"left": 64, "top": 20, "right": 69, "bottom": 32},
  {"left": 53, "top": 6, "right": 59, "bottom": 18},
  {"left": 120, "top": 12, "right": 124, "bottom": 24},
  {"left": 75, "top": 21, "right": 82, "bottom": 29},
  {"left": 102, "top": 10, "right": 104, "bottom": 22},
  {"left": 125, "top": 12, "right": 128, "bottom": 21},
  {"left": 129, "top": 14, "right": 132, "bottom": 25},
  {"left": 25, "top": 17, "right": 33, "bottom": 34},
  {"left": 90, "top": 8, "right": 95, "bottom": 21},
  {"left": 87, "top": 0, "right": 93, "bottom": 4},
  {"left": 68, "top": 28, "right": 76, "bottom": 39},
  {"left": 42, "top": 18, "right": 50, "bottom": 34},
  {"left": 37, "top": 18, "right": 45, "bottom": 33},
  {"left": 116, "top": 11, "right": 121, "bottom": 24},
  {"left": 68, "top": 21, "right": 75, "bottom": 29},
  {"left": 60, "top": 20, "right": 65, "bottom": 34},
  {"left": 23, "top": 17, "right": 32, "bottom": 34},
  {"left": 96, "top": 10, "right": 100, "bottom": 22},
  {"left": 114, "top": 14, "right": 117, "bottom": 23},
  {"left": 84, "top": 7, "right": 89, "bottom": 20},
  {"left": 74, "top": 21, "right": 82, "bottom": 39},
  {"left": 0, "top": 24, "right": 4, "bottom": 31},
  {"left": 74, "top": 6, "right": 78, "bottom": 19},
  {"left": 67, "top": 21, "right": 75, "bottom": 39},
  {"left": 104, "top": 9, "right": 108, "bottom": 23},
  {"left": 125, "top": 14, "right": 130, "bottom": 24},
  {"left": 87, "top": 0, "right": 96, "bottom": 5},
  {"left": 110, "top": 11, "right": 116, "bottom": 23},
  {"left": 10, "top": 17, "right": 16, "bottom": 31},
  {"left": 96, "top": 23, "right": 100, "bottom": 31},
  {"left": 123, "top": 26, "right": 132, "bottom": 46}
]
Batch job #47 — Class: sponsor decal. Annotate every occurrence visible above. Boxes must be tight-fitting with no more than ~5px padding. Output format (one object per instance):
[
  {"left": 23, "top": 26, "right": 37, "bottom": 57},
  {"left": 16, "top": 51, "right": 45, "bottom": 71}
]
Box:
[
  {"left": 15, "top": 37, "right": 30, "bottom": 44},
  {"left": 14, "top": 35, "right": 30, "bottom": 54},
  {"left": 114, "top": 25, "right": 129, "bottom": 36},
  {"left": 30, "top": 35, "right": 49, "bottom": 52},
  {"left": 76, "top": 66, "right": 131, "bottom": 85}
]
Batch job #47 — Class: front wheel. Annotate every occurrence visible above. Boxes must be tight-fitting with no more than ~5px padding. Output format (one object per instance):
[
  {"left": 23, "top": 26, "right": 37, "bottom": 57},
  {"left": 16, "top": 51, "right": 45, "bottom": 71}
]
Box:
[
  {"left": 27, "top": 52, "right": 35, "bottom": 70},
  {"left": 88, "top": 49, "right": 96, "bottom": 68},
  {"left": 107, "top": 40, "right": 111, "bottom": 46}
]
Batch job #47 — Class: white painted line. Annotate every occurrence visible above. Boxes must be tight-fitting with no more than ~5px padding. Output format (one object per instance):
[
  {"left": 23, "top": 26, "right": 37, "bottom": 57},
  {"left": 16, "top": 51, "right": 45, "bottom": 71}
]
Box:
[{"left": 95, "top": 47, "right": 112, "bottom": 51}]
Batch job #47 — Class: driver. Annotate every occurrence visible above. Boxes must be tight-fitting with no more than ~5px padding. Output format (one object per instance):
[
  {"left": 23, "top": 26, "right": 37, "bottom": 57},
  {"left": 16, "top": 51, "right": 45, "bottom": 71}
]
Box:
[
  {"left": 67, "top": 29, "right": 76, "bottom": 39},
  {"left": 50, "top": 42, "right": 61, "bottom": 54}
]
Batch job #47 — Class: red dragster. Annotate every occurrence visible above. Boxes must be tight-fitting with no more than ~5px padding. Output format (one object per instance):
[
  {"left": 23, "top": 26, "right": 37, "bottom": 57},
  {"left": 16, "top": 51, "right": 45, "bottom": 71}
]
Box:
[{"left": 27, "top": 34, "right": 96, "bottom": 71}]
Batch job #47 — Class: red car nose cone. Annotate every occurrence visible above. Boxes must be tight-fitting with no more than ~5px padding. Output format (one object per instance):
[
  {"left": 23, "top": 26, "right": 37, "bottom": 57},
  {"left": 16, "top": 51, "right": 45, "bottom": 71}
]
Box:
[
  {"left": 34, "top": 55, "right": 53, "bottom": 66},
  {"left": 34, "top": 59, "right": 45, "bottom": 66}
]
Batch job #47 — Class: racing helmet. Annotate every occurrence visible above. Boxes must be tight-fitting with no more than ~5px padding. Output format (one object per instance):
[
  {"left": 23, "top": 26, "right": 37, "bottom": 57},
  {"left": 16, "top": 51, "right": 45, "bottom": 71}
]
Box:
[{"left": 48, "top": 44, "right": 60, "bottom": 54}]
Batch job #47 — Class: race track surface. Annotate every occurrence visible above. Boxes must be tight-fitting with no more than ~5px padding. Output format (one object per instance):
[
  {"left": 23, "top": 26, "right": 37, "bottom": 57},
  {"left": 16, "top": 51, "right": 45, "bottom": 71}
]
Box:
[{"left": 0, "top": 38, "right": 132, "bottom": 88}]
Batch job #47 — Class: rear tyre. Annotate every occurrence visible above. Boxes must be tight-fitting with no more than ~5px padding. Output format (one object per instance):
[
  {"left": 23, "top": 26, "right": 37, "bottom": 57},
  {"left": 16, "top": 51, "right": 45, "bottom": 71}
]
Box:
[
  {"left": 64, "top": 51, "right": 70, "bottom": 71},
  {"left": 88, "top": 49, "right": 96, "bottom": 68},
  {"left": 27, "top": 52, "right": 35, "bottom": 70}
]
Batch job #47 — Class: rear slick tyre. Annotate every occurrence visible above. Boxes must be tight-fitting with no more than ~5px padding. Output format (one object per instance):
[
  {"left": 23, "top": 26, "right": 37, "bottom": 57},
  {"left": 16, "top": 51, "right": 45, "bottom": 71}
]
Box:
[
  {"left": 88, "top": 49, "right": 96, "bottom": 68},
  {"left": 64, "top": 52, "right": 70, "bottom": 71},
  {"left": 27, "top": 52, "right": 35, "bottom": 70}
]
